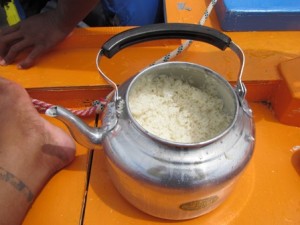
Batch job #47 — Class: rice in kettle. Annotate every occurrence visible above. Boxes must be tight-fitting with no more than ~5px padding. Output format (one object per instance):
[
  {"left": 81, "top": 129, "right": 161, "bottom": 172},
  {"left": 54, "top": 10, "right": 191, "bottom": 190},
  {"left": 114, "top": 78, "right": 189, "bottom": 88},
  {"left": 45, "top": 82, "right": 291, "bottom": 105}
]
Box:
[{"left": 128, "top": 74, "right": 233, "bottom": 143}]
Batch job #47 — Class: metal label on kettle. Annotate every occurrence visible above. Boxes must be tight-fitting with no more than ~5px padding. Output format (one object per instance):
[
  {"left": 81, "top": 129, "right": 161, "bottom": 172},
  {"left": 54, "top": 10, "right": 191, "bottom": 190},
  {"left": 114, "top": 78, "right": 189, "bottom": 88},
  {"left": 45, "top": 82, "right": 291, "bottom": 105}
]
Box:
[{"left": 180, "top": 195, "right": 219, "bottom": 211}]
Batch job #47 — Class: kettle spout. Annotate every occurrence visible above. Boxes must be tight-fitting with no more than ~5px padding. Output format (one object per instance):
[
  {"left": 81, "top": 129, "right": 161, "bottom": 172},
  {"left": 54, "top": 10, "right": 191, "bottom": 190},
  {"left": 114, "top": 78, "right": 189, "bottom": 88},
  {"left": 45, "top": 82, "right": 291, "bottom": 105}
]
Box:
[{"left": 46, "top": 106, "right": 107, "bottom": 150}]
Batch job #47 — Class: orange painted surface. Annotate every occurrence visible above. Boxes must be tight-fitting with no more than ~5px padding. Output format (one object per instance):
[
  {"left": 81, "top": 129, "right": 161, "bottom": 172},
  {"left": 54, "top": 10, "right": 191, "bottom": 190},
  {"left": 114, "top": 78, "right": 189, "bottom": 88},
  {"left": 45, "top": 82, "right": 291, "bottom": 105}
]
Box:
[
  {"left": 280, "top": 57, "right": 300, "bottom": 99},
  {"left": 272, "top": 57, "right": 300, "bottom": 127},
  {"left": 165, "top": 0, "right": 300, "bottom": 83},
  {"left": 0, "top": 1, "right": 299, "bottom": 224}
]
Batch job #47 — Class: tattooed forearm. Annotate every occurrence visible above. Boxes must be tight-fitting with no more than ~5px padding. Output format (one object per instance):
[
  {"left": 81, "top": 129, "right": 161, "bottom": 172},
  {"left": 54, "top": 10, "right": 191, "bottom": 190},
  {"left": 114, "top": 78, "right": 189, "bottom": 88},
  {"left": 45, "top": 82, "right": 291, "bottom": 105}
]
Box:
[{"left": 0, "top": 167, "right": 34, "bottom": 202}]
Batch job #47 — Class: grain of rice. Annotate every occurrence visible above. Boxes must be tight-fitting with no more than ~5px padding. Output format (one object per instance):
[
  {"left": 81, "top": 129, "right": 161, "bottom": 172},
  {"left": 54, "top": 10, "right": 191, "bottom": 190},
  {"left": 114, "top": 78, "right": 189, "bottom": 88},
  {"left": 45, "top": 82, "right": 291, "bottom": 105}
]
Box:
[{"left": 128, "top": 74, "right": 233, "bottom": 143}]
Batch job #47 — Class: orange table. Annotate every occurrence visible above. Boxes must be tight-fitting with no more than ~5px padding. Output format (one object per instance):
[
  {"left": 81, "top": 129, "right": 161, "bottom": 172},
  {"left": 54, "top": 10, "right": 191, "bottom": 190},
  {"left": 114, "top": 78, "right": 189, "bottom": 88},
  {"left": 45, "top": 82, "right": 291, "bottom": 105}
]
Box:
[{"left": 1, "top": 0, "right": 300, "bottom": 224}]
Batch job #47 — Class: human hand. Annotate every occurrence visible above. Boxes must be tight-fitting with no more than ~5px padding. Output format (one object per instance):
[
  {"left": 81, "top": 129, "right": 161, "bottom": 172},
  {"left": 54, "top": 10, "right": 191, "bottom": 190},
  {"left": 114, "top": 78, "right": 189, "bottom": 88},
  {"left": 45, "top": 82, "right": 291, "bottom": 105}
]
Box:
[{"left": 0, "top": 10, "right": 73, "bottom": 69}]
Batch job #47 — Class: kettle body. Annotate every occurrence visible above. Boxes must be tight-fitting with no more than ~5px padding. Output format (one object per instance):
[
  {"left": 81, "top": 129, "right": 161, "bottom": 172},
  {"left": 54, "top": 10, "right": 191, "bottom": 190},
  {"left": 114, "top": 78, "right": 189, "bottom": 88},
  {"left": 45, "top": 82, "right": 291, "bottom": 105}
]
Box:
[{"left": 101, "top": 61, "right": 254, "bottom": 220}]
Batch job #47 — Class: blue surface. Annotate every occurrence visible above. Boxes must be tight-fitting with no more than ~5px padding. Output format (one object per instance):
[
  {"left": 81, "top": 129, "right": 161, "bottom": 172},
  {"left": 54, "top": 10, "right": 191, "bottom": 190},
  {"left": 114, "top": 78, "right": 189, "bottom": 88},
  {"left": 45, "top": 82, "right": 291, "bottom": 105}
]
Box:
[
  {"left": 215, "top": 0, "right": 300, "bottom": 31},
  {"left": 102, "top": 0, "right": 163, "bottom": 26}
]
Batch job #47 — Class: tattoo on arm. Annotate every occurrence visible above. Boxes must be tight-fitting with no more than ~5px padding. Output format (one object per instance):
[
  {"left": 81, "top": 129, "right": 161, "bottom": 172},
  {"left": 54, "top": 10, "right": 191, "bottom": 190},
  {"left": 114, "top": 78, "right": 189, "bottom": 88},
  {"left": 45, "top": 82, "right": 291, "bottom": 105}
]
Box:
[{"left": 0, "top": 167, "right": 34, "bottom": 202}]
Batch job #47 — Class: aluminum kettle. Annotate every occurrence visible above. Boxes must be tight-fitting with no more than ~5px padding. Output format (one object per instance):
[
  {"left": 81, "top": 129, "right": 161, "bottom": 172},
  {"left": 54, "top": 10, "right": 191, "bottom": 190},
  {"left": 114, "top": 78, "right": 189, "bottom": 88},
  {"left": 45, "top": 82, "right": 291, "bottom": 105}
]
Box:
[{"left": 46, "top": 23, "right": 255, "bottom": 220}]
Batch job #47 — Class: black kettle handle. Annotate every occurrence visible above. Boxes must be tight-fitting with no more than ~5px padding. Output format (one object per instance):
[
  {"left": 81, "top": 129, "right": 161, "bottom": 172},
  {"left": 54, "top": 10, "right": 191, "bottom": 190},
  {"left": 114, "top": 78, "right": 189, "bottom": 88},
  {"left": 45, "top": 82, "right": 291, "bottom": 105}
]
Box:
[
  {"left": 101, "top": 23, "right": 232, "bottom": 58},
  {"left": 97, "top": 23, "right": 246, "bottom": 106}
]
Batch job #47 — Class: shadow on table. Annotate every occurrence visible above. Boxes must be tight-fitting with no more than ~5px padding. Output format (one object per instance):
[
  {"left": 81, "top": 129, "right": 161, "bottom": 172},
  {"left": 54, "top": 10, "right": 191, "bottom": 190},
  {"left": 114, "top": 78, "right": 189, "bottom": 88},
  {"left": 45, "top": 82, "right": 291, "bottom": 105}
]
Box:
[{"left": 291, "top": 148, "right": 300, "bottom": 177}]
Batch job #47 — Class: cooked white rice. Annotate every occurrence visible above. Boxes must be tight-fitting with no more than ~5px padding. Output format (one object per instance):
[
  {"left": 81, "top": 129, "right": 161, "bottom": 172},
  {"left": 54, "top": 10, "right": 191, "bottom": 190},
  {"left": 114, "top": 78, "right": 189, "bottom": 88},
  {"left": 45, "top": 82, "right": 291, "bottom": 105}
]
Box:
[{"left": 128, "top": 74, "right": 233, "bottom": 143}]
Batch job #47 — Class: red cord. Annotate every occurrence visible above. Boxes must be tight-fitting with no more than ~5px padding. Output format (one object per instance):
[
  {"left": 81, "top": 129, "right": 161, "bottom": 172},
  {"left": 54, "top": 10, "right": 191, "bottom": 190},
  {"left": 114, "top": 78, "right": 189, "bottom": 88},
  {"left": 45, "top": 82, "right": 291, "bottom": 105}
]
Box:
[{"left": 32, "top": 98, "right": 107, "bottom": 117}]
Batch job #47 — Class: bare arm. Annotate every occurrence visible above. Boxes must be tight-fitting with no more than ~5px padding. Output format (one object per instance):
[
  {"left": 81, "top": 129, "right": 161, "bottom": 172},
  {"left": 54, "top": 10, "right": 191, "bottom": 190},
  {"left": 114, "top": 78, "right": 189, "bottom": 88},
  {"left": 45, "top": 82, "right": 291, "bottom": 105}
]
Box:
[
  {"left": 0, "top": 0, "right": 100, "bottom": 69},
  {"left": 55, "top": 0, "right": 100, "bottom": 32}
]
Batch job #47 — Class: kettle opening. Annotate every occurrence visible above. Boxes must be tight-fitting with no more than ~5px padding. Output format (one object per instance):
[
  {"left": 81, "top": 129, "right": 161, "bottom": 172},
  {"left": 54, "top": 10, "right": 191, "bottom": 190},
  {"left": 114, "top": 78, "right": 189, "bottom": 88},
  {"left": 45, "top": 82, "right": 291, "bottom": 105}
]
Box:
[{"left": 126, "top": 62, "right": 239, "bottom": 147}]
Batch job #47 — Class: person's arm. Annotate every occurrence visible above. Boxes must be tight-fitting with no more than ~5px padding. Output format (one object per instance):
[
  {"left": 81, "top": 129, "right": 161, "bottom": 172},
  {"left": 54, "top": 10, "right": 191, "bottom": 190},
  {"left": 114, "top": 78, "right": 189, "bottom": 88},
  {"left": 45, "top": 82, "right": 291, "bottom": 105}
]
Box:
[
  {"left": 0, "top": 0, "right": 99, "bottom": 69},
  {"left": 55, "top": 0, "right": 100, "bottom": 32}
]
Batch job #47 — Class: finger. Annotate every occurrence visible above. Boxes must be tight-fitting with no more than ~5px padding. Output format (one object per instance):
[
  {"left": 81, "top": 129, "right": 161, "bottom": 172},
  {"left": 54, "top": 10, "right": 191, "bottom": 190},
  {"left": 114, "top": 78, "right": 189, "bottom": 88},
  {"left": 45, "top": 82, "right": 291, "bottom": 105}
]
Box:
[
  {"left": 0, "top": 55, "right": 3, "bottom": 61},
  {"left": 0, "top": 23, "right": 20, "bottom": 35},
  {"left": 0, "top": 38, "right": 8, "bottom": 60},
  {"left": 0, "top": 43, "right": 8, "bottom": 65},
  {"left": 18, "top": 45, "right": 46, "bottom": 69},
  {"left": 0, "top": 29, "right": 23, "bottom": 44},
  {"left": 0, "top": 25, "right": 22, "bottom": 59},
  {"left": 0, "top": 57, "right": 6, "bottom": 66},
  {"left": 2, "top": 40, "right": 32, "bottom": 65}
]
